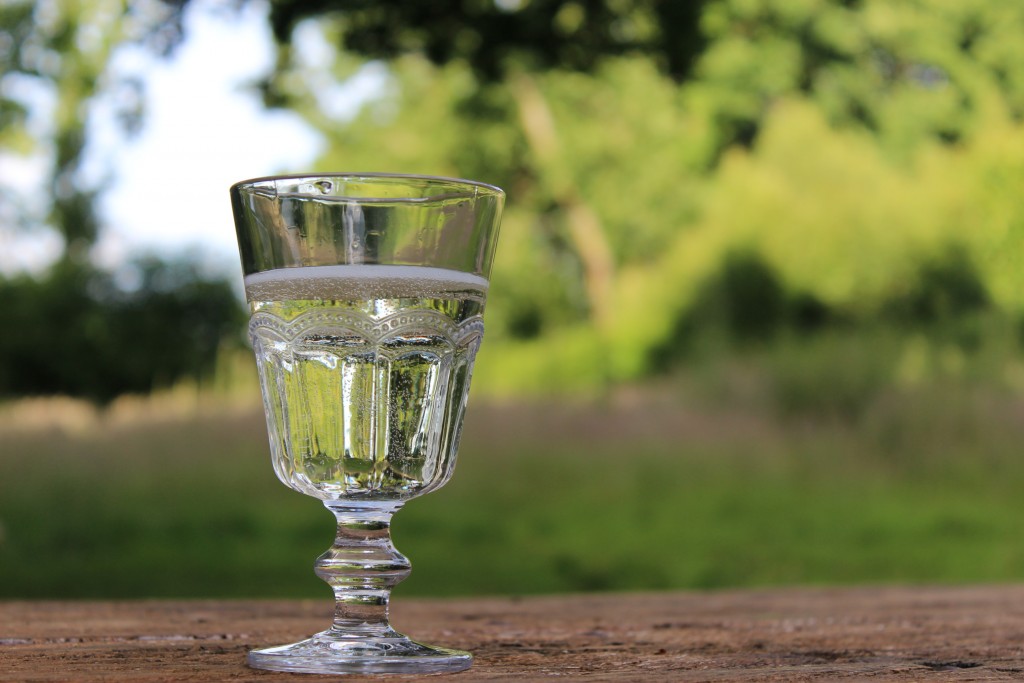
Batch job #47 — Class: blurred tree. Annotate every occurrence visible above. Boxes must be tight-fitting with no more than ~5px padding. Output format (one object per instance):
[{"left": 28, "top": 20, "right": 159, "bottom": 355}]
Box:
[
  {"left": 0, "top": 0, "right": 244, "bottom": 402},
  {"left": 264, "top": 0, "right": 708, "bottom": 84},
  {"left": 8, "top": 0, "right": 1024, "bottom": 398},
  {"left": 248, "top": 0, "right": 1024, "bottom": 391},
  {"left": 0, "top": 257, "right": 245, "bottom": 403},
  {"left": 258, "top": 0, "right": 709, "bottom": 331},
  {"left": 691, "top": 0, "right": 1024, "bottom": 160},
  {"left": 0, "top": 0, "right": 184, "bottom": 259},
  {"left": 884, "top": 247, "right": 990, "bottom": 326}
]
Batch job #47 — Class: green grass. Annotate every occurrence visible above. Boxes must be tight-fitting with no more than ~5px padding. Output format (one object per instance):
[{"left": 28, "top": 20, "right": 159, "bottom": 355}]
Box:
[{"left": 3, "top": 372, "right": 1024, "bottom": 599}]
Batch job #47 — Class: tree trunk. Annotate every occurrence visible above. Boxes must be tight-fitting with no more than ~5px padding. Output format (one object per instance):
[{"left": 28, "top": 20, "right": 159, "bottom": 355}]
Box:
[{"left": 510, "top": 72, "right": 616, "bottom": 329}]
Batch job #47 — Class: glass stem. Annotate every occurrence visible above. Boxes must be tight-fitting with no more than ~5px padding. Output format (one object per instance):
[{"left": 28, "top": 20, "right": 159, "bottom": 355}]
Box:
[{"left": 317, "top": 502, "right": 410, "bottom": 637}]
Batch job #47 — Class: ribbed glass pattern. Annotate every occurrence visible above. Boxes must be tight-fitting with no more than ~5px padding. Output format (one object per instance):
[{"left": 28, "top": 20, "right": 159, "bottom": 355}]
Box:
[{"left": 249, "top": 301, "right": 482, "bottom": 500}]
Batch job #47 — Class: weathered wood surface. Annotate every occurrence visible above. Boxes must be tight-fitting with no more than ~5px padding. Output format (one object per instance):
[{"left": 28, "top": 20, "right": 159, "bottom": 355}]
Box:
[{"left": 3, "top": 586, "right": 1024, "bottom": 681}]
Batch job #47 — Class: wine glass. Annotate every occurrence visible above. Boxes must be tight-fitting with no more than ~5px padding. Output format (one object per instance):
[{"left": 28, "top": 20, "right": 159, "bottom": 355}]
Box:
[{"left": 230, "top": 173, "right": 504, "bottom": 674}]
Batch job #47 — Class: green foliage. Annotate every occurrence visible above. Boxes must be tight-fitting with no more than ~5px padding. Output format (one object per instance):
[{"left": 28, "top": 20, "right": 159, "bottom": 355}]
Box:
[
  {"left": 9, "top": 0, "right": 1024, "bottom": 400},
  {"left": 0, "top": 260, "right": 245, "bottom": 403},
  {"left": 265, "top": 0, "right": 707, "bottom": 83},
  {"left": 0, "top": 0, "right": 183, "bottom": 255},
  {"left": 692, "top": 251, "right": 794, "bottom": 340},
  {"left": 884, "top": 247, "right": 990, "bottom": 325},
  {"left": 0, "top": 1, "right": 235, "bottom": 402},
  {"left": 603, "top": 98, "right": 1024, "bottom": 385},
  {"left": 248, "top": 0, "right": 1024, "bottom": 396},
  {"left": 695, "top": 0, "right": 1024, "bottom": 156}
]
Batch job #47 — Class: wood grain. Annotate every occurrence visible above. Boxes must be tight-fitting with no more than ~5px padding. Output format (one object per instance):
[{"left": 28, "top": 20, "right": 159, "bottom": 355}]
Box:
[{"left": 3, "top": 586, "right": 1024, "bottom": 681}]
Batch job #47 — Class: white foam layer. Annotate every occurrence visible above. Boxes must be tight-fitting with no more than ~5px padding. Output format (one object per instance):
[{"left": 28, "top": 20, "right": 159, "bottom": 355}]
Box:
[{"left": 245, "top": 265, "right": 489, "bottom": 302}]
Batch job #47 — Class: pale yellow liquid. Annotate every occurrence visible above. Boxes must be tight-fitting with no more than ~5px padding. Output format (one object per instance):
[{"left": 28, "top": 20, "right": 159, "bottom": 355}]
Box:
[{"left": 247, "top": 266, "right": 487, "bottom": 500}]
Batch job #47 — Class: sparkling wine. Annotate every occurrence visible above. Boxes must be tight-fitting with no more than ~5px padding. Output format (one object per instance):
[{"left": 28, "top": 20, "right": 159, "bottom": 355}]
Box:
[{"left": 246, "top": 265, "right": 488, "bottom": 500}]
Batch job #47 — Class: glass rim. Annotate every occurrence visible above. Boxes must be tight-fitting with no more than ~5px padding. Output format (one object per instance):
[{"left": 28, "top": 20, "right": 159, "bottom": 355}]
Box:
[{"left": 230, "top": 172, "right": 505, "bottom": 201}]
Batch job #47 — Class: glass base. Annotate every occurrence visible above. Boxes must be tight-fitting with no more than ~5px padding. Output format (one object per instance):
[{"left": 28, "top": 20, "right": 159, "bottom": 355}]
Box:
[{"left": 248, "top": 629, "right": 473, "bottom": 675}]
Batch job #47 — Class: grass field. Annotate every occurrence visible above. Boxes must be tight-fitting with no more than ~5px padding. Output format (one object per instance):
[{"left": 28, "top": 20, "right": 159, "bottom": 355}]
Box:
[{"left": 3, "top": 370, "right": 1024, "bottom": 600}]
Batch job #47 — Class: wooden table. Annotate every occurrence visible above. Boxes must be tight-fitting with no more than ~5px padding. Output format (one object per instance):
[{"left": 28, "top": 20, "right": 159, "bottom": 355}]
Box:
[{"left": 3, "top": 586, "right": 1024, "bottom": 681}]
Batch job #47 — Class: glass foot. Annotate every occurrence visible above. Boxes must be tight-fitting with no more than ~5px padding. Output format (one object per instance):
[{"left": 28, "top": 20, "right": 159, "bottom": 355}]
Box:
[{"left": 248, "top": 629, "right": 472, "bottom": 675}]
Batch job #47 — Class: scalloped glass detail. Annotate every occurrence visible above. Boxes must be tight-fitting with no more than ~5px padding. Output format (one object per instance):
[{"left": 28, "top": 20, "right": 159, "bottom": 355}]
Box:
[{"left": 249, "top": 300, "right": 483, "bottom": 500}]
